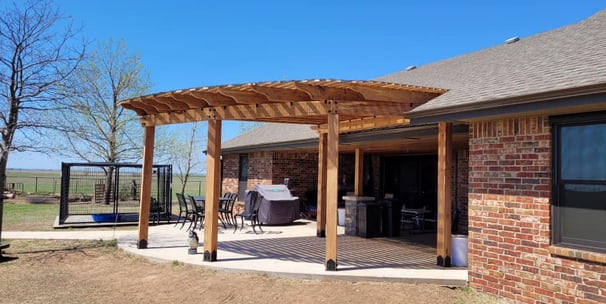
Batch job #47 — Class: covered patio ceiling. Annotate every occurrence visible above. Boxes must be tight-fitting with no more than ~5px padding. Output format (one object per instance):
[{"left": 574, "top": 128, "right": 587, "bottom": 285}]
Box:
[{"left": 119, "top": 79, "right": 446, "bottom": 131}]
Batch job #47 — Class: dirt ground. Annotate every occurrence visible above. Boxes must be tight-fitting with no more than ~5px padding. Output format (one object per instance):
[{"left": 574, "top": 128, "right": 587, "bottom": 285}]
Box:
[{"left": 0, "top": 240, "right": 507, "bottom": 304}]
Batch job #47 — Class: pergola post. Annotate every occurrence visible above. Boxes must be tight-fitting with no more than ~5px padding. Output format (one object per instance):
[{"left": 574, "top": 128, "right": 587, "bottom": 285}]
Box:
[
  {"left": 204, "top": 118, "right": 222, "bottom": 261},
  {"left": 316, "top": 132, "right": 327, "bottom": 237},
  {"left": 325, "top": 106, "right": 339, "bottom": 271},
  {"left": 437, "top": 121, "right": 453, "bottom": 267},
  {"left": 137, "top": 126, "right": 155, "bottom": 249},
  {"left": 354, "top": 148, "right": 364, "bottom": 195}
]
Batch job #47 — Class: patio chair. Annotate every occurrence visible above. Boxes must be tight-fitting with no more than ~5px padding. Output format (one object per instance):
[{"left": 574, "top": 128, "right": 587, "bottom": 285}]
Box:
[
  {"left": 149, "top": 197, "right": 162, "bottom": 225},
  {"left": 234, "top": 190, "right": 263, "bottom": 234},
  {"left": 219, "top": 192, "right": 238, "bottom": 227},
  {"left": 175, "top": 193, "right": 193, "bottom": 229},
  {"left": 187, "top": 195, "right": 205, "bottom": 231}
]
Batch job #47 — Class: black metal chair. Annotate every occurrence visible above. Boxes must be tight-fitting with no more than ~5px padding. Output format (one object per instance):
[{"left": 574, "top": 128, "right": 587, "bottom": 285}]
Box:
[
  {"left": 175, "top": 193, "right": 192, "bottom": 229},
  {"left": 234, "top": 190, "right": 263, "bottom": 234},
  {"left": 187, "top": 195, "right": 205, "bottom": 231},
  {"left": 219, "top": 192, "right": 238, "bottom": 227},
  {"left": 149, "top": 197, "right": 162, "bottom": 225}
]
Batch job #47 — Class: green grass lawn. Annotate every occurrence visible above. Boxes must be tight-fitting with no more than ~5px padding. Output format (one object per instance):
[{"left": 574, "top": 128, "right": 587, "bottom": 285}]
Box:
[{"left": 2, "top": 201, "right": 58, "bottom": 231}]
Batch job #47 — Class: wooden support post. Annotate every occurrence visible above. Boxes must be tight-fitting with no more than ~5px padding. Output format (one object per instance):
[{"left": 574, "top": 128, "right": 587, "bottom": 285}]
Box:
[
  {"left": 316, "top": 132, "right": 327, "bottom": 237},
  {"left": 137, "top": 126, "right": 155, "bottom": 249},
  {"left": 325, "top": 109, "right": 339, "bottom": 271},
  {"left": 354, "top": 148, "right": 364, "bottom": 196},
  {"left": 437, "top": 122, "right": 453, "bottom": 267},
  {"left": 204, "top": 119, "right": 222, "bottom": 261}
]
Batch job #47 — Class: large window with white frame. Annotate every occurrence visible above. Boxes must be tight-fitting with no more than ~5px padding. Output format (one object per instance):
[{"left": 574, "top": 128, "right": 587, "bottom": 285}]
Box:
[{"left": 552, "top": 112, "right": 606, "bottom": 253}]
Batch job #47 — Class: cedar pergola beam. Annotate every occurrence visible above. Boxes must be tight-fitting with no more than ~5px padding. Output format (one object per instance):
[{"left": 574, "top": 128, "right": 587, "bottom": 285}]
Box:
[
  {"left": 250, "top": 85, "right": 312, "bottom": 102},
  {"left": 188, "top": 90, "right": 236, "bottom": 106},
  {"left": 217, "top": 87, "right": 271, "bottom": 104},
  {"left": 344, "top": 82, "right": 442, "bottom": 103},
  {"left": 139, "top": 100, "right": 333, "bottom": 126},
  {"left": 294, "top": 82, "right": 365, "bottom": 100},
  {"left": 316, "top": 116, "right": 410, "bottom": 133},
  {"left": 150, "top": 96, "right": 191, "bottom": 111}
]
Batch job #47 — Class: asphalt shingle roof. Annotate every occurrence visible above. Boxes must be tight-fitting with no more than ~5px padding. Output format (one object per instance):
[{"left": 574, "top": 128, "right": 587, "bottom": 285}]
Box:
[
  {"left": 223, "top": 10, "right": 606, "bottom": 149},
  {"left": 222, "top": 123, "right": 317, "bottom": 150},
  {"left": 377, "top": 10, "right": 606, "bottom": 114}
]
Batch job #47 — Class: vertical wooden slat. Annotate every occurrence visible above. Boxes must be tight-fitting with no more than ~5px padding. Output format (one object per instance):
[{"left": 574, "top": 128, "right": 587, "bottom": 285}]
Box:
[
  {"left": 137, "top": 126, "right": 155, "bottom": 249},
  {"left": 203, "top": 118, "right": 222, "bottom": 261},
  {"left": 354, "top": 148, "right": 364, "bottom": 196},
  {"left": 316, "top": 132, "right": 327, "bottom": 237},
  {"left": 437, "top": 122, "right": 453, "bottom": 267},
  {"left": 325, "top": 109, "right": 339, "bottom": 271}
]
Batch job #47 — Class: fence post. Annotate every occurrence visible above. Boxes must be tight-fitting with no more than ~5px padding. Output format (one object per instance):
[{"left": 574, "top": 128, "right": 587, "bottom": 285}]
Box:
[{"left": 35, "top": 177, "right": 39, "bottom": 193}]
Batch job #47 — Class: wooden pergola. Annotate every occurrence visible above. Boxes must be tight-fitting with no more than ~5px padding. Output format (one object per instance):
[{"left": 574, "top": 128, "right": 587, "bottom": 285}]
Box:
[{"left": 119, "top": 79, "right": 456, "bottom": 270}]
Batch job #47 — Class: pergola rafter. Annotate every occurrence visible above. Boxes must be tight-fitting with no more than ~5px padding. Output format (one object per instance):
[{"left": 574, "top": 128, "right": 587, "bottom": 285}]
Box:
[
  {"left": 119, "top": 79, "right": 452, "bottom": 271},
  {"left": 120, "top": 79, "right": 446, "bottom": 129}
]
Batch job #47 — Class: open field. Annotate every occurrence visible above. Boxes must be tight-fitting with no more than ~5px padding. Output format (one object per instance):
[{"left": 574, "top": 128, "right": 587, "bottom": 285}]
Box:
[
  {"left": 5, "top": 169, "right": 206, "bottom": 198},
  {"left": 0, "top": 239, "right": 507, "bottom": 304}
]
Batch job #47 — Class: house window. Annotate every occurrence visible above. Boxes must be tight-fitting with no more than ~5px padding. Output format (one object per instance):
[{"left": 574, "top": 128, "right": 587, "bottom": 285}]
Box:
[{"left": 552, "top": 112, "right": 606, "bottom": 253}]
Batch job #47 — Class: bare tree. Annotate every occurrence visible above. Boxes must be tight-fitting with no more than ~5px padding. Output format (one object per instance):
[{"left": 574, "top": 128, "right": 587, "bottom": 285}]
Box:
[
  {"left": 55, "top": 38, "right": 151, "bottom": 204},
  {"left": 58, "top": 38, "right": 150, "bottom": 162},
  {"left": 0, "top": 1, "right": 84, "bottom": 246},
  {"left": 170, "top": 122, "right": 206, "bottom": 195}
]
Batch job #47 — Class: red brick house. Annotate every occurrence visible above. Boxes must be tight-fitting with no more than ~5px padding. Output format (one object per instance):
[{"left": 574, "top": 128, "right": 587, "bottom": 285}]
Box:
[{"left": 218, "top": 10, "right": 606, "bottom": 303}]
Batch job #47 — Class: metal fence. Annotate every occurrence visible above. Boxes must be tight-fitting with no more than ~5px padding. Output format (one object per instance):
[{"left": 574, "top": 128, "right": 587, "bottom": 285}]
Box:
[
  {"left": 5, "top": 176, "right": 61, "bottom": 195},
  {"left": 58, "top": 162, "right": 172, "bottom": 225}
]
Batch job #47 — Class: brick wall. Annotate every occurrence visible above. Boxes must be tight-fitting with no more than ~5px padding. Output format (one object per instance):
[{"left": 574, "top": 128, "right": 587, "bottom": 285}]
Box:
[
  {"left": 271, "top": 151, "right": 318, "bottom": 200},
  {"left": 247, "top": 151, "right": 273, "bottom": 189},
  {"left": 222, "top": 154, "right": 239, "bottom": 194},
  {"left": 468, "top": 115, "right": 606, "bottom": 303},
  {"left": 455, "top": 149, "right": 469, "bottom": 235}
]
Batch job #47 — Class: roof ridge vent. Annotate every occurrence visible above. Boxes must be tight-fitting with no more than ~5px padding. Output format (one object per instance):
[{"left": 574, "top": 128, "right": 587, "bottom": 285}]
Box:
[
  {"left": 405, "top": 65, "right": 417, "bottom": 71},
  {"left": 505, "top": 36, "right": 520, "bottom": 44}
]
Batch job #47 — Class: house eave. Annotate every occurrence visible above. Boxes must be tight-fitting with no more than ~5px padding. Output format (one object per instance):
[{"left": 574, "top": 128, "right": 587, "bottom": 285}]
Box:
[{"left": 407, "top": 83, "right": 606, "bottom": 124}]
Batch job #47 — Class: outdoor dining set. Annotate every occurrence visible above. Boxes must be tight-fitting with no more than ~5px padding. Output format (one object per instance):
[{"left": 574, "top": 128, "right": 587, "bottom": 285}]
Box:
[{"left": 174, "top": 191, "right": 264, "bottom": 234}]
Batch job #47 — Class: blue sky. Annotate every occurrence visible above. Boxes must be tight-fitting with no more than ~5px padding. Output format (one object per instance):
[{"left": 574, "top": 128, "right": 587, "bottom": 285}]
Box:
[{"left": 7, "top": 0, "right": 605, "bottom": 169}]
